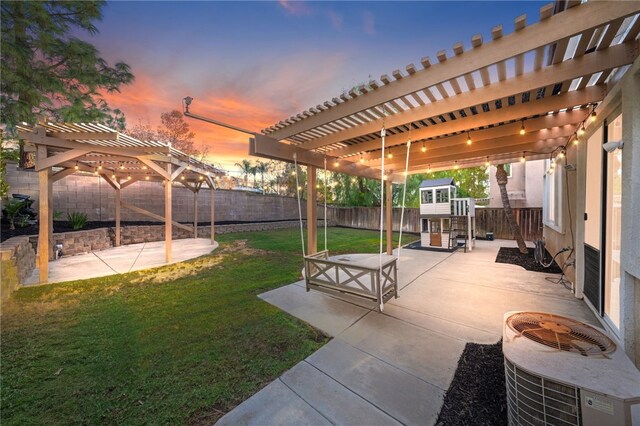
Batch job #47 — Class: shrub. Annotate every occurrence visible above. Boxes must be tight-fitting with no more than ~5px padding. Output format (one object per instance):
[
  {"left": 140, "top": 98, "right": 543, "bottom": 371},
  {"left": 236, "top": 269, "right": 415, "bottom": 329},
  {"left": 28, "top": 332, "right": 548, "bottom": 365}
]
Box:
[
  {"left": 3, "top": 198, "right": 27, "bottom": 230},
  {"left": 53, "top": 211, "right": 64, "bottom": 220},
  {"left": 67, "top": 212, "right": 88, "bottom": 230}
]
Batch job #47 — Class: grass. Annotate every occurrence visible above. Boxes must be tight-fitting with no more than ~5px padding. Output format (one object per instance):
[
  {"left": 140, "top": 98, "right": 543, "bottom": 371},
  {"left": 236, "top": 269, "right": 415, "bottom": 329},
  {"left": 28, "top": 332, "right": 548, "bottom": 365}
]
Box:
[{"left": 1, "top": 227, "right": 403, "bottom": 425}]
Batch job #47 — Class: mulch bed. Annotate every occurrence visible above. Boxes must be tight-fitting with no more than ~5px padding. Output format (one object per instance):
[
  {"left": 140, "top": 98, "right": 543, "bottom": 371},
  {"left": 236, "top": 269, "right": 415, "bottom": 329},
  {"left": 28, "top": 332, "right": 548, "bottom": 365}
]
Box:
[
  {"left": 436, "top": 341, "right": 507, "bottom": 426},
  {"left": 404, "top": 240, "right": 462, "bottom": 253},
  {"left": 495, "top": 247, "right": 562, "bottom": 273},
  {"left": 0, "top": 219, "right": 301, "bottom": 242}
]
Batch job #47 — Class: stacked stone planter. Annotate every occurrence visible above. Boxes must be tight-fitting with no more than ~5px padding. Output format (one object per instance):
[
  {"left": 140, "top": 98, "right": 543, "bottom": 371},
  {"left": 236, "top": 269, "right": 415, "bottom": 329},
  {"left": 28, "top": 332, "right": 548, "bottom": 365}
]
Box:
[{"left": 1, "top": 236, "right": 36, "bottom": 302}]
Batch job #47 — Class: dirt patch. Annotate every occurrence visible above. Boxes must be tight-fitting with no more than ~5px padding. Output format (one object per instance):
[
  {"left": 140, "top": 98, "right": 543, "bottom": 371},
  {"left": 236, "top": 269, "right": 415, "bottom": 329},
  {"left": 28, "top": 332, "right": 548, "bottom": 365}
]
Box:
[
  {"left": 495, "top": 247, "right": 562, "bottom": 273},
  {"left": 436, "top": 341, "right": 507, "bottom": 426},
  {"left": 219, "top": 239, "right": 269, "bottom": 257}
]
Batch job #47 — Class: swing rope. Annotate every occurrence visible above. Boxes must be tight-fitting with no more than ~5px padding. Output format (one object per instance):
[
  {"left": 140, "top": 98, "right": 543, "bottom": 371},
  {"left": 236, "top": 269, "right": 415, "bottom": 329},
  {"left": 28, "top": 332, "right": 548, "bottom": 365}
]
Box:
[
  {"left": 323, "top": 157, "right": 328, "bottom": 252},
  {"left": 293, "top": 153, "right": 305, "bottom": 257},
  {"left": 378, "top": 109, "right": 387, "bottom": 311},
  {"left": 397, "top": 135, "right": 411, "bottom": 265}
]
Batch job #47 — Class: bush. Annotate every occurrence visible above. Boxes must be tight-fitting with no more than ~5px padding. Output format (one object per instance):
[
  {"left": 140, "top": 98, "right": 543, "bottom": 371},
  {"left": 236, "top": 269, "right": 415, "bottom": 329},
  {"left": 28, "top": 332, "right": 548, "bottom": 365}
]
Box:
[
  {"left": 3, "top": 198, "right": 27, "bottom": 230},
  {"left": 67, "top": 212, "right": 88, "bottom": 230}
]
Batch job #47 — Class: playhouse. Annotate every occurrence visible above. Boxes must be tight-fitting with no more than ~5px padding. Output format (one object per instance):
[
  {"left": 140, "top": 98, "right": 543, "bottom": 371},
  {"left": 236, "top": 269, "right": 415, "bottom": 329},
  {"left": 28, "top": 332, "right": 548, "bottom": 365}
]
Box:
[{"left": 419, "top": 178, "right": 476, "bottom": 251}]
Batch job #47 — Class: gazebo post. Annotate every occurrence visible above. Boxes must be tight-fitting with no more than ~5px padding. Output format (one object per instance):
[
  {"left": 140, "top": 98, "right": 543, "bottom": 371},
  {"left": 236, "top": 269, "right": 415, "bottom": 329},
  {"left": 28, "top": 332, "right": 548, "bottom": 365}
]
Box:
[
  {"left": 36, "top": 145, "right": 50, "bottom": 283},
  {"left": 193, "top": 186, "right": 198, "bottom": 238},
  {"left": 165, "top": 165, "right": 172, "bottom": 263},
  {"left": 209, "top": 179, "right": 215, "bottom": 244},
  {"left": 306, "top": 166, "right": 317, "bottom": 255},
  {"left": 115, "top": 181, "right": 121, "bottom": 246},
  {"left": 386, "top": 179, "right": 393, "bottom": 255}
]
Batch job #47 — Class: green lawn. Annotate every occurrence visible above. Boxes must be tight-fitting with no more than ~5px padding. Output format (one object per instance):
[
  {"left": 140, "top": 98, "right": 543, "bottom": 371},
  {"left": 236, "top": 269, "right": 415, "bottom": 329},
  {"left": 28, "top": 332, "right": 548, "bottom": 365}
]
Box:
[{"left": 1, "top": 227, "right": 403, "bottom": 425}]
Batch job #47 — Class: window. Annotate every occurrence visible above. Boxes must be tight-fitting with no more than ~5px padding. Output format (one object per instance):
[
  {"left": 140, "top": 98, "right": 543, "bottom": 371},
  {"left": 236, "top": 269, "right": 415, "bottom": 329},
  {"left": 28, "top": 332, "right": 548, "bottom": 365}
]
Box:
[
  {"left": 542, "top": 159, "right": 564, "bottom": 232},
  {"left": 504, "top": 164, "right": 512, "bottom": 178},
  {"left": 421, "top": 218, "right": 429, "bottom": 233},
  {"left": 421, "top": 189, "right": 433, "bottom": 204},
  {"left": 435, "top": 188, "right": 449, "bottom": 203}
]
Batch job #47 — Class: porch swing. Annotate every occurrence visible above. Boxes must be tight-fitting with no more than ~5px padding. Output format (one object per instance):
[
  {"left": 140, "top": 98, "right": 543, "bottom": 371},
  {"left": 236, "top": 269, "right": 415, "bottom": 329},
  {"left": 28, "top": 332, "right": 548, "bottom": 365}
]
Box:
[{"left": 295, "top": 123, "right": 412, "bottom": 312}]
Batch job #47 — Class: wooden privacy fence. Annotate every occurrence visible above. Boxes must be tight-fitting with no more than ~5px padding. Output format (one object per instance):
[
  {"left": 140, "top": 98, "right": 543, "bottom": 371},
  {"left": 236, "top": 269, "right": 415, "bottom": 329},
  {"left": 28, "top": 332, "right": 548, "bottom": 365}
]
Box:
[{"left": 324, "top": 206, "right": 543, "bottom": 241}]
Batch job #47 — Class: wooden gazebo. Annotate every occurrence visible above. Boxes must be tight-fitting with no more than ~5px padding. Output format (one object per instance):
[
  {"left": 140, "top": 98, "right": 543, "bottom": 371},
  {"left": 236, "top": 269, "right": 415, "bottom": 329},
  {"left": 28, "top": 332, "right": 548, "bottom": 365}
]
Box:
[
  {"left": 234, "top": 1, "right": 638, "bottom": 256},
  {"left": 17, "top": 122, "right": 224, "bottom": 283}
]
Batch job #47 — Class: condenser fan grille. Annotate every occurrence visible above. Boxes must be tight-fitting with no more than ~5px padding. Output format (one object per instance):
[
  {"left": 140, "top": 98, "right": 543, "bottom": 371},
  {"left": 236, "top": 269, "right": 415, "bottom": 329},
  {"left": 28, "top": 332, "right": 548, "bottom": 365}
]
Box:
[{"left": 506, "top": 312, "right": 616, "bottom": 356}]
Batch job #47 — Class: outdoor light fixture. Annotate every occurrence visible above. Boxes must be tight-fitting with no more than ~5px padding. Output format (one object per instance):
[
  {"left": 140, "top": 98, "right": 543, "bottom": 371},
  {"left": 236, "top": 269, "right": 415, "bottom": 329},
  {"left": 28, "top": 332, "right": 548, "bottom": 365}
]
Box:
[
  {"left": 199, "top": 175, "right": 204, "bottom": 181},
  {"left": 579, "top": 125, "right": 585, "bottom": 136},
  {"left": 112, "top": 173, "right": 116, "bottom": 179},
  {"left": 485, "top": 157, "right": 490, "bottom": 167},
  {"left": 421, "top": 143, "right": 427, "bottom": 153},
  {"left": 181, "top": 175, "right": 185, "bottom": 180},
  {"left": 98, "top": 162, "right": 103, "bottom": 170},
  {"left": 466, "top": 132, "right": 472, "bottom": 145},
  {"left": 387, "top": 148, "right": 393, "bottom": 159},
  {"left": 558, "top": 150, "right": 565, "bottom": 159},
  {"left": 142, "top": 165, "right": 147, "bottom": 170},
  {"left": 334, "top": 160, "right": 339, "bottom": 167},
  {"left": 573, "top": 136, "right": 580, "bottom": 145},
  {"left": 520, "top": 120, "right": 526, "bottom": 135},
  {"left": 119, "top": 163, "right": 125, "bottom": 170},
  {"left": 94, "top": 168, "right": 99, "bottom": 175},
  {"left": 520, "top": 153, "right": 526, "bottom": 162},
  {"left": 145, "top": 175, "right": 150, "bottom": 180},
  {"left": 74, "top": 162, "right": 79, "bottom": 170},
  {"left": 360, "top": 156, "right": 365, "bottom": 164},
  {"left": 603, "top": 140, "right": 624, "bottom": 153},
  {"left": 127, "top": 174, "right": 132, "bottom": 180},
  {"left": 590, "top": 110, "right": 597, "bottom": 123}
]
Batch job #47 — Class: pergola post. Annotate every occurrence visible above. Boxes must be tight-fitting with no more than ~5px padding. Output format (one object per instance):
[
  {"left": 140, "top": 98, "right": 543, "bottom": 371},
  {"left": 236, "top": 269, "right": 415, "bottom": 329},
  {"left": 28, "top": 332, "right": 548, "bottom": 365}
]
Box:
[
  {"left": 115, "top": 182, "right": 121, "bottom": 246},
  {"left": 165, "top": 164, "right": 172, "bottom": 263},
  {"left": 386, "top": 179, "right": 393, "bottom": 255},
  {"left": 209, "top": 180, "right": 215, "bottom": 244},
  {"left": 193, "top": 187, "right": 198, "bottom": 238},
  {"left": 307, "top": 165, "right": 317, "bottom": 255},
  {"left": 36, "top": 145, "right": 50, "bottom": 283}
]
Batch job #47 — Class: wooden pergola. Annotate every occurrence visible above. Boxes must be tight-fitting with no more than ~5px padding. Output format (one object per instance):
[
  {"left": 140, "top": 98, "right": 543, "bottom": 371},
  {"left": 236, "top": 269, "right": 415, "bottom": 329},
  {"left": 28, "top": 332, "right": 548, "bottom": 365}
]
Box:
[
  {"left": 17, "top": 122, "right": 224, "bottom": 283},
  {"left": 240, "top": 1, "right": 640, "bottom": 256}
]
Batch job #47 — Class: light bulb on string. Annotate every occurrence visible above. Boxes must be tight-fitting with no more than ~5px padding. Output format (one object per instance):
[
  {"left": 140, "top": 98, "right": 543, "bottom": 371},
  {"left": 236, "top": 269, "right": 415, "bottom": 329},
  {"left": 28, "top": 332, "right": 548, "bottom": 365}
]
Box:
[
  {"left": 334, "top": 160, "right": 339, "bottom": 167},
  {"left": 74, "top": 162, "right": 79, "bottom": 170},
  {"left": 466, "top": 132, "right": 472, "bottom": 145},
  {"left": 519, "top": 120, "right": 526, "bottom": 135},
  {"left": 590, "top": 110, "right": 597, "bottom": 123},
  {"left": 98, "top": 162, "right": 103, "bottom": 170},
  {"left": 421, "top": 143, "right": 426, "bottom": 153},
  {"left": 454, "top": 161, "right": 459, "bottom": 170},
  {"left": 360, "top": 156, "right": 364, "bottom": 164},
  {"left": 520, "top": 152, "right": 526, "bottom": 163},
  {"left": 427, "top": 165, "right": 432, "bottom": 173},
  {"left": 119, "top": 163, "right": 125, "bottom": 170},
  {"left": 578, "top": 125, "right": 585, "bottom": 136},
  {"left": 485, "top": 157, "right": 490, "bottom": 167},
  {"left": 387, "top": 148, "right": 393, "bottom": 159}
]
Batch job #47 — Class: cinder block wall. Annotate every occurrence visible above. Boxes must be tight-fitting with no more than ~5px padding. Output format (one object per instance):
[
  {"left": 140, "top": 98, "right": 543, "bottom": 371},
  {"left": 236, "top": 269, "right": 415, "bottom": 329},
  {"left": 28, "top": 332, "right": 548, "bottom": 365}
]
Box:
[{"left": 4, "top": 163, "right": 310, "bottom": 222}]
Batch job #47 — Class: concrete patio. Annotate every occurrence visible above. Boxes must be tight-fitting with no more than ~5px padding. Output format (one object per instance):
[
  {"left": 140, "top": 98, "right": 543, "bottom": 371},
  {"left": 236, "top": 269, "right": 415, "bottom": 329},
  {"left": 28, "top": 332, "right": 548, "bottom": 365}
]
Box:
[
  {"left": 24, "top": 238, "right": 218, "bottom": 285},
  {"left": 217, "top": 239, "right": 598, "bottom": 426}
]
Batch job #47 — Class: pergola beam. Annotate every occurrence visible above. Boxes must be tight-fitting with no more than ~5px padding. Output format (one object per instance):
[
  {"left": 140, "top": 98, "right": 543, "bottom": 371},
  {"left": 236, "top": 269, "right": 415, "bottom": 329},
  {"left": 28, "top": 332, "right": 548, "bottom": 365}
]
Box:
[
  {"left": 329, "top": 85, "right": 603, "bottom": 157},
  {"left": 266, "top": 1, "right": 640, "bottom": 140},
  {"left": 363, "top": 108, "right": 588, "bottom": 164},
  {"left": 49, "top": 131, "right": 118, "bottom": 140},
  {"left": 35, "top": 148, "right": 90, "bottom": 171},
  {"left": 250, "top": 133, "right": 403, "bottom": 183},
  {"left": 303, "top": 42, "right": 633, "bottom": 149}
]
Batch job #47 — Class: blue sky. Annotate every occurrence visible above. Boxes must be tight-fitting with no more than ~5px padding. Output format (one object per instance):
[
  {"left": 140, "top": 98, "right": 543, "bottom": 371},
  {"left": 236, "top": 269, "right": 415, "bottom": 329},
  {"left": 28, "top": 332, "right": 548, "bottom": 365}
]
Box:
[{"left": 94, "top": 1, "right": 549, "bottom": 167}]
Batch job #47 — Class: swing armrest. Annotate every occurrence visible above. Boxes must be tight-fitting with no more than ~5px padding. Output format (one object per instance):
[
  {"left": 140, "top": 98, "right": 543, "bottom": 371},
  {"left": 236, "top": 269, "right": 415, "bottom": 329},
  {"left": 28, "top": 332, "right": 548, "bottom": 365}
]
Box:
[{"left": 305, "top": 250, "right": 329, "bottom": 260}]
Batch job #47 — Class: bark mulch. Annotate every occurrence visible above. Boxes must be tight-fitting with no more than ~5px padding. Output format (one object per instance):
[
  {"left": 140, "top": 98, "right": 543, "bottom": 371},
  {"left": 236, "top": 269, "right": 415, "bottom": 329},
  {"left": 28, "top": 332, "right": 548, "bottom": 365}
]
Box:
[
  {"left": 436, "top": 341, "right": 507, "bottom": 426},
  {"left": 495, "top": 247, "right": 562, "bottom": 273}
]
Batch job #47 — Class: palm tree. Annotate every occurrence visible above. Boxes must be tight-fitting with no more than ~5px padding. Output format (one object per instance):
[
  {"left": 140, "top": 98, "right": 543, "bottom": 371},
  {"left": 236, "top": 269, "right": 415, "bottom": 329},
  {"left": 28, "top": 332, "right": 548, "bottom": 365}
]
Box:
[
  {"left": 496, "top": 164, "right": 528, "bottom": 254},
  {"left": 235, "top": 159, "right": 252, "bottom": 187},
  {"left": 250, "top": 166, "right": 258, "bottom": 188},
  {"left": 255, "top": 161, "right": 269, "bottom": 191}
]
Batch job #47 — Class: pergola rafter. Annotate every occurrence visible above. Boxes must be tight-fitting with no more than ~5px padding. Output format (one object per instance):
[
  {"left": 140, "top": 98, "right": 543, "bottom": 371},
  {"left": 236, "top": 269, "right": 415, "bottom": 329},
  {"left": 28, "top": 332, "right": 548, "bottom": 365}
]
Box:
[{"left": 17, "top": 122, "right": 224, "bottom": 284}]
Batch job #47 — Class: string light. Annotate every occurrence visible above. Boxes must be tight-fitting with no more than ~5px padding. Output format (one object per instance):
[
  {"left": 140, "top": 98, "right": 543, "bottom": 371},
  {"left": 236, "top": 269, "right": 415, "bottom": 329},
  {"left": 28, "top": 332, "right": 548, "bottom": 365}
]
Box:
[
  {"left": 316, "top": 184, "right": 320, "bottom": 189},
  {"left": 387, "top": 148, "right": 393, "bottom": 159},
  {"left": 466, "top": 132, "right": 472, "bottom": 145},
  {"left": 94, "top": 168, "right": 99, "bottom": 175},
  {"left": 519, "top": 120, "right": 526, "bottom": 135},
  {"left": 558, "top": 149, "right": 565, "bottom": 159},
  {"left": 119, "top": 163, "right": 125, "bottom": 170},
  {"left": 485, "top": 157, "right": 490, "bottom": 167},
  {"left": 142, "top": 165, "right": 147, "bottom": 170},
  {"left": 334, "top": 160, "right": 339, "bottom": 167},
  {"left": 590, "top": 110, "right": 597, "bottom": 123},
  {"left": 98, "top": 162, "right": 103, "bottom": 170},
  {"left": 573, "top": 135, "right": 580, "bottom": 145},
  {"left": 578, "top": 125, "right": 585, "bottom": 136},
  {"left": 454, "top": 161, "right": 460, "bottom": 170},
  {"left": 74, "top": 162, "right": 79, "bottom": 170},
  {"left": 427, "top": 165, "right": 432, "bottom": 173},
  {"left": 297, "top": 186, "right": 302, "bottom": 191},
  {"left": 145, "top": 174, "right": 150, "bottom": 180},
  {"left": 199, "top": 175, "right": 204, "bottom": 181},
  {"left": 421, "top": 143, "right": 427, "bottom": 153},
  {"left": 351, "top": 177, "right": 357, "bottom": 183},
  {"left": 127, "top": 173, "right": 132, "bottom": 181},
  {"left": 520, "top": 152, "right": 526, "bottom": 162},
  {"left": 291, "top": 170, "right": 296, "bottom": 176},
  {"left": 111, "top": 173, "right": 116, "bottom": 179},
  {"left": 181, "top": 175, "right": 185, "bottom": 180},
  {"left": 360, "top": 156, "right": 365, "bottom": 164}
]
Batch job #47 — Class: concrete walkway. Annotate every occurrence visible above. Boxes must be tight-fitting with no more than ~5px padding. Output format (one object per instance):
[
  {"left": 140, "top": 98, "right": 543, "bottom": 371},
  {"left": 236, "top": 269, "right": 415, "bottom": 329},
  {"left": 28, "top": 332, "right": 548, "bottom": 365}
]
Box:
[
  {"left": 217, "top": 240, "right": 597, "bottom": 426},
  {"left": 24, "top": 238, "right": 218, "bottom": 284}
]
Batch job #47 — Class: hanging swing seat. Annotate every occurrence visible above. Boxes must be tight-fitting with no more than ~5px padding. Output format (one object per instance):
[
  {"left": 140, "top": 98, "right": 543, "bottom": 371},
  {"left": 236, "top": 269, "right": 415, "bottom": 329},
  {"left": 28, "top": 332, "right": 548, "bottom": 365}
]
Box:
[{"left": 303, "top": 251, "right": 398, "bottom": 310}]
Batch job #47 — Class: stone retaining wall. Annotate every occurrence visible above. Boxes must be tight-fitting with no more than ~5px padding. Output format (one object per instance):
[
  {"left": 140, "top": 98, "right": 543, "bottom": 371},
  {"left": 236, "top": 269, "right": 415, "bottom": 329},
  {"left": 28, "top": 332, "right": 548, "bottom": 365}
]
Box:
[
  {"left": 1, "top": 220, "right": 333, "bottom": 286},
  {"left": 1, "top": 236, "right": 36, "bottom": 302}
]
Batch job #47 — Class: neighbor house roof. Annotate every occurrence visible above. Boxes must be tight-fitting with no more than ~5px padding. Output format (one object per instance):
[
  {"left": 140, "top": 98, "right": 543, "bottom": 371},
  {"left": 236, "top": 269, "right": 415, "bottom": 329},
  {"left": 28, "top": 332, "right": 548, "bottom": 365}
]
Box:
[
  {"left": 246, "top": 1, "right": 640, "bottom": 180},
  {"left": 420, "top": 178, "right": 456, "bottom": 188}
]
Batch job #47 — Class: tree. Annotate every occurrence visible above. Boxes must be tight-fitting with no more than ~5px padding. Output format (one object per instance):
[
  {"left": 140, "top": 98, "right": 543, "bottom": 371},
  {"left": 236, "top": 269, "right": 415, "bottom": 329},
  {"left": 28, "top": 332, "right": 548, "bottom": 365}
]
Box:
[
  {"left": 235, "top": 159, "right": 252, "bottom": 187},
  {"left": 496, "top": 164, "right": 528, "bottom": 254},
  {"left": 254, "top": 161, "right": 269, "bottom": 191},
  {"left": 0, "top": 1, "right": 134, "bottom": 132},
  {"left": 157, "top": 110, "right": 196, "bottom": 154}
]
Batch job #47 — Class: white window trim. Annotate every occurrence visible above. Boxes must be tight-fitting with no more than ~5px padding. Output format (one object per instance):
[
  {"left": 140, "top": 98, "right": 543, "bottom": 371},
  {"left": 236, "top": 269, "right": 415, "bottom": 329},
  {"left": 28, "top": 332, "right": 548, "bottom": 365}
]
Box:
[{"left": 542, "top": 159, "right": 564, "bottom": 233}]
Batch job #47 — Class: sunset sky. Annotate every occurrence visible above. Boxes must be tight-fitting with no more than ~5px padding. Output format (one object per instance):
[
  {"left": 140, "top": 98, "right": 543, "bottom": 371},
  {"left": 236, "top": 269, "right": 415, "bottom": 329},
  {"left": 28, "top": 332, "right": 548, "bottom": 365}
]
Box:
[{"left": 94, "top": 1, "right": 548, "bottom": 172}]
